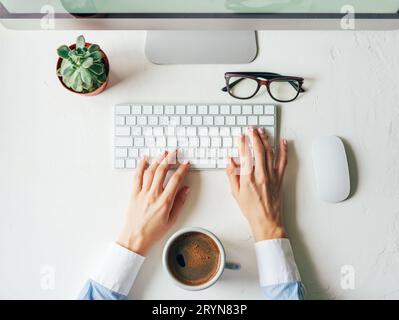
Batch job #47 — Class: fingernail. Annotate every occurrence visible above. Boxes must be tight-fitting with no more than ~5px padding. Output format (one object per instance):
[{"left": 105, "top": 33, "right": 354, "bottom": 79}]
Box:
[
  {"left": 183, "top": 160, "right": 190, "bottom": 165},
  {"left": 257, "top": 128, "right": 264, "bottom": 134},
  {"left": 283, "top": 139, "right": 288, "bottom": 145},
  {"left": 184, "top": 187, "right": 191, "bottom": 195}
]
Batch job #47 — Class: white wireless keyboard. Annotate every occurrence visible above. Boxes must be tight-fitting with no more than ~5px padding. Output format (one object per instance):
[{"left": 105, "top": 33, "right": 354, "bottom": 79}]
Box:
[{"left": 114, "top": 104, "right": 276, "bottom": 170}]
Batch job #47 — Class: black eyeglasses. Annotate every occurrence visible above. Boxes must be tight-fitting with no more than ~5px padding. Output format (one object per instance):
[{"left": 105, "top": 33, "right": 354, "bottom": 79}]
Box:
[{"left": 222, "top": 72, "right": 305, "bottom": 103}]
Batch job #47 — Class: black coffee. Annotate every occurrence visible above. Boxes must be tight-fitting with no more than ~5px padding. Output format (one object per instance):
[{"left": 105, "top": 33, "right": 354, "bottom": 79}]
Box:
[{"left": 167, "top": 232, "right": 221, "bottom": 286}]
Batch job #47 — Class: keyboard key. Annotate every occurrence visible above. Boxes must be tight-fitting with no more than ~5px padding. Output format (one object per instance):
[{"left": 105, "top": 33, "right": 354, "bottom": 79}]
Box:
[
  {"left": 176, "top": 127, "right": 186, "bottom": 136},
  {"left": 187, "top": 105, "right": 197, "bottom": 115},
  {"left": 231, "top": 127, "right": 242, "bottom": 137},
  {"left": 131, "top": 105, "right": 141, "bottom": 114},
  {"left": 115, "top": 137, "right": 133, "bottom": 147},
  {"left": 181, "top": 116, "right": 191, "bottom": 125},
  {"left": 186, "top": 127, "right": 197, "bottom": 136},
  {"left": 200, "top": 137, "right": 211, "bottom": 147},
  {"left": 237, "top": 116, "right": 247, "bottom": 125},
  {"left": 203, "top": 116, "right": 213, "bottom": 125},
  {"left": 178, "top": 137, "right": 189, "bottom": 147},
  {"left": 198, "top": 105, "right": 207, "bottom": 114},
  {"left": 211, "top": 137, "right": 222, "bottom": 147},
  {"left": 215, "top": 116, "right": 224, "bottom": 126},
  {"left": 170, "top": 116, "right": 180, "bottom": 126},
  {"left": 248, "top": 116, "right": 258, "bottom": 126},
  {"left": 254, "top": 105, "right": 264, "bottom": 115},
  {"left": 207, "top": 148, "right": 217, "bottom": 158},
  {"left": 209, "top": 105, "right": 219, "bottom": 114},
  {"left": 198, "top": 127, "right": 208, "bottom": 136},
  {"left": 220, "top": 127, "right": 230, "bottom": 137},
  {"left": 242, "top": 105, "right": 252, "bottom": 114},
  {"left": 217, "top": 158, "right": 228, "bottom": 169},
  {"left": 176, "top": 105, "right": 186, "bottom": 114},
  {"left": 191, "top": 161, "right": 217, "bottom": 169},
  {"left": 115, "top": 116, "right": 125, "bottom": 125},
  {"left": 129, "top": 148, "right": 139, "bottom": 158},
  {"left": 218, "top": 148, "right": 228, "bottom": 158},
  {"left": 209, "top": 127, "right": 219, "bottom": 136},
  {"left": 115, "top": 126, "right": 130, "bottom": 136},
  {"left": 226, "top": 116, "right": 235, "bottom": 125},
  {"left": 115, "top": 159, "right": 125, "bottom": 168},
  {"left": 126, "top": 159, "right": 136, "bottom": 169},
  {"left": 145, "top": 137, "right": 156, "bottom": 147},
  {"left": 223, "top": 137, "right": 233, "bottom": 147},
  {"left": 140, "top": 148, "right": 150, "bottom": 157},
  {"left": 131, "top": 127, "right": 141, "bottom": 136},
  {"left": 220, "top": 105, "right": 230, "bottom": 114},
  {"left": 115, "top": 105, "right": 131, "bottom": 115},
  {"left": 159, "top": 116, "right": 169, "bottom": 125},
  {"left": 264, "top": 105, "right": 275, "bottom": 114},
  {"left": 143, "top": 105, "right": 152, "bottom": 114},
  {"left": 165, "top": 127, "right": 175, "bottom": 136},
  {"left": 259, "top": 116, "right": 275, "bottom": 126},
  {"left": 134, "top": 137, "right": 144, "bottom": 147},
  {"left": 165, "top": 105, "right": 174, "bottom": 114},
  {"left": 156, "top": 137, "right": 167, "bottom": 147},
  {"left": 137, "top": 116, "right": 147, "bottom": 125},
  {"left": 189, "top": 137, "right": 199, "bottom": 148},
  {"left": 143, "top": 127, "right": 153, "bottom": 136},
  {"left": 115, "top": 148, "right": 128, "bottom": 158},
  {"left": 192, "top": 116, "right": 202, "bottom": 125},
  {"left": 153, "top": 127, "right": 163, "bottom": 136},
  {"left": 154, "top": 105, "right": 164, "bottom": 114},
  {"left": 126, "top": 116, "right": 136, "bottom": 125},
  {"left": 231, "top": 105, "right": 241, "bottom": 114},
  {"left": 148, "top": 116, "right": 158, "bottom": 125},
  {"left": 167, "top": 137, "right": 177, "bottom": 147},
  {"left": 196, "top": 148, "right": 206, "bottom": 159}
]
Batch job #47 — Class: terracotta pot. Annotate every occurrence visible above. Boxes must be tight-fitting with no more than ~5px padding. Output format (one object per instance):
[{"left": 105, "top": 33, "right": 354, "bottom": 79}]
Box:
[{"left": 56, "top": 43, "right": 109, "bottom": 96}]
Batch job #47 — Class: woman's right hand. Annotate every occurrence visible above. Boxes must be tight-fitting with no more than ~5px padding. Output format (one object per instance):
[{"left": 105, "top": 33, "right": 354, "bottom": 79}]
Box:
[{"left": 226, "top": 127, "right": 288, "bottom": 241}]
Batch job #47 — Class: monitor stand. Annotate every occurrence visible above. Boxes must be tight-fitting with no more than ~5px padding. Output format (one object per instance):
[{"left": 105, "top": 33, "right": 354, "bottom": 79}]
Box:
[{"left": 145, "top": 31, "right": 258, "bottom": 64}]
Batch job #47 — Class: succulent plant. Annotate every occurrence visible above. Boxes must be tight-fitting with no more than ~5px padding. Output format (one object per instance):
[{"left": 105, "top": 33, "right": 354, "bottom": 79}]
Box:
[{"left": 57, "top": 35, "right": 107, "bottom": 93}]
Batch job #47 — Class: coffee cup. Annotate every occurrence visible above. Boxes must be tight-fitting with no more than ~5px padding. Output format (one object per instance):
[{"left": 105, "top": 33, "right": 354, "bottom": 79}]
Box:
[{"left": 163, "top": 227, "right": 239, "bottom": 291}]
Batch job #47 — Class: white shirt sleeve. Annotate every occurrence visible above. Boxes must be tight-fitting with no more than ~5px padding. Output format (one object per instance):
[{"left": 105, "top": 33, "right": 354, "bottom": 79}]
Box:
[
  {"left": 254, "top": 238, "right": 301, "bottom": 287},
  {"left": 90, "top": 243, "right": 145, "bottom": 296}
]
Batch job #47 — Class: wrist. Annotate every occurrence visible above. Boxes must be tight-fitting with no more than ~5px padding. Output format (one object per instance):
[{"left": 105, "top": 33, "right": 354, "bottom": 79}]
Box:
[
  {"left": 117, "top": 232, "right": 149, "bottom": 256},
  {"left": 250, "top": 222, "right": 286, "bottom": 242}
]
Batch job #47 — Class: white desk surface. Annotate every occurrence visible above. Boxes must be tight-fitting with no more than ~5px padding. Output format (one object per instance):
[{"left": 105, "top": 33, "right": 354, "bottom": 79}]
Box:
[{"left": 1, "top": 25, "right": 399, "bottom": 300}]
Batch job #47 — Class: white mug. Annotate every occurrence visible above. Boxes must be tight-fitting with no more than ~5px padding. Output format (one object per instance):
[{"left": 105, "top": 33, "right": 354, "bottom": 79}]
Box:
[{"left": 162, "top": 227, "right": 239, "bottom": 291}]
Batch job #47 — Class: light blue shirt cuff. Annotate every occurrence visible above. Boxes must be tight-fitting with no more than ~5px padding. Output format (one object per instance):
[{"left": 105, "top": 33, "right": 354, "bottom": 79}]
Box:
[
  {"left": 90, "top": 243, "right": 145, "bottom": 296},
  {"left": 255, "top": 238, "right": 301, "bottom": 287}
]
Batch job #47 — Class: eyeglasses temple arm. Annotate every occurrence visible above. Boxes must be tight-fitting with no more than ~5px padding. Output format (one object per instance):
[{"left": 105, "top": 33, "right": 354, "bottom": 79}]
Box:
[{"left": 221, "top": 77, "right": 245, "bottom": 92}]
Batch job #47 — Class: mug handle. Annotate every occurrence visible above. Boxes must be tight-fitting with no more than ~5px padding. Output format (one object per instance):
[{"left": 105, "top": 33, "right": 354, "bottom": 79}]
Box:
[{"left": 225, "top": 261, "right": 241, "bottom": 270}]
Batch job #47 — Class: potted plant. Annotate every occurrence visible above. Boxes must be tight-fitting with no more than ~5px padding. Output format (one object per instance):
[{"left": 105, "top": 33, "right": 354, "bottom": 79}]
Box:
[{"left": 56, "top": 35, "right": 109, "bottom": 96}]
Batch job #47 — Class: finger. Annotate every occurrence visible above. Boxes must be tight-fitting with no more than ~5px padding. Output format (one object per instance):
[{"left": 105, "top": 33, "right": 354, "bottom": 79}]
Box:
[
  {"left": 238, "top": 134, "right": 253, "bottom": 179},
  {"left": 276, "top": 139, "right": 288, "bottom": 185},
  {"left": 168, "top": 186, "right": 191, "bottom": 224},
  {"left": 226, "top": 157, "right": 239, "bottom": 197},
  {"left": 258, "top": 129, "right": 274, "bottom": 180},
  {"left": 249, "top": 127, "right": 267, "bottom": 182},
  {"left": 150, "top": 150, "right": 177, "bottom": 195},
  {"left": 163, "top": 161, "right": 191, "bottom": 201},
  {"left": 142, "top": 151, "right": 168, "bottom": 191},
  {"left": 133, "top": 156, "right": 149, "bottom": 193}
]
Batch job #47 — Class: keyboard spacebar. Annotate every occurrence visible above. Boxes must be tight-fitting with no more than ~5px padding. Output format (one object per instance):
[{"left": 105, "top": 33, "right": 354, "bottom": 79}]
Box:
[{"left": 189, "top": 160, "right": 217, "bottom": 170}]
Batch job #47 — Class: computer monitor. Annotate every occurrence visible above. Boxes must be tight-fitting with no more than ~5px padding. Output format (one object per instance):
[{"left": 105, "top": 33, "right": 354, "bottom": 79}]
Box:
[{"left": 1, "top": 1, "right": 399, "bottom": 64}]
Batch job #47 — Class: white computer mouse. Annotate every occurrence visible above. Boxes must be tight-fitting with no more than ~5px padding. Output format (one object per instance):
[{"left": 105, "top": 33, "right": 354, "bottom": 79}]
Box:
[{"left": 312, "top": 135, "right": 350, "bottom": 203}]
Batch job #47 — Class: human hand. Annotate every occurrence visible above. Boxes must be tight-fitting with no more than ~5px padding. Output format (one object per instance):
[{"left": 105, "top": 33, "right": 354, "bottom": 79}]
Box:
[
  {"left": 117, "top": 151, "right": 191, "bottom": 256},
  {"left": 226, "top": 128, "right": 288, "bottom": 241}
]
